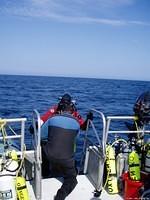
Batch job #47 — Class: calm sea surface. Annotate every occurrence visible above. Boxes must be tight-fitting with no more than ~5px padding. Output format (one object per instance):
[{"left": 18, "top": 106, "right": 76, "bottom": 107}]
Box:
[{"left": 0, "top": 75, "right": 150, "bottom": 165}]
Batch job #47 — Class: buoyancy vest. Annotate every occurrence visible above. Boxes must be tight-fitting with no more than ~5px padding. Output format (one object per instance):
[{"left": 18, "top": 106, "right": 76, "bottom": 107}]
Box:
[{"left": 42, "top": 114, "right": 80, "bottom": 159}]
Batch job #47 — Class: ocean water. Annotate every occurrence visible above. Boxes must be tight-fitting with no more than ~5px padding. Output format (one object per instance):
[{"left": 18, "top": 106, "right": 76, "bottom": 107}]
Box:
[{"left": 0, "top": 74, "right": 150, "bottom": 165}]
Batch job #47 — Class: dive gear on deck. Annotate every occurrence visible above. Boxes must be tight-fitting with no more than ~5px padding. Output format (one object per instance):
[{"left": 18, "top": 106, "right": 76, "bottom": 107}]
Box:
[{"left": 105, "top": 145, "right": 118, "bottom": 194}]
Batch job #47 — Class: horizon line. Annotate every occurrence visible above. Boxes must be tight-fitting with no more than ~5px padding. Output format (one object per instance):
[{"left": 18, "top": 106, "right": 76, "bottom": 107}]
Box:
[{"left": 0, "top": 72, "right": 149, "bottom": 83}]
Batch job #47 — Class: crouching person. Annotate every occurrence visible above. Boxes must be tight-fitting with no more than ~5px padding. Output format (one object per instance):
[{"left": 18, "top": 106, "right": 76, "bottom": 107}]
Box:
[{"left": 41, "top": 93, "right": 93, "bottom": 200}]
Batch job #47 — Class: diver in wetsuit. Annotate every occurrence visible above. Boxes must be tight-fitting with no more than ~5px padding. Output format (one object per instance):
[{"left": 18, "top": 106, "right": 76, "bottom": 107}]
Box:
[
  {"left": 125, "top": 91, "right": 150, "bottom": 139},
  {"left": 125, "top": 91, "right": 150, "bottom": 170},
  {"left": 40, "top": 93, "right": 93, "bottom": 200}
]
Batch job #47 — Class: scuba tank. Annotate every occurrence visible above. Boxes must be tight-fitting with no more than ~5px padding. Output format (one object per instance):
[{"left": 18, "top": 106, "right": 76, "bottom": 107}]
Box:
[
  {"left": 5, "top": 150, "right": 19, "bottom": 173},
  {"left": 116, "top": 152, "right": 126, "bottom": 195},
  {"left": 105, "top": 145, "right": 118, "bottom": 194},
  {"left": 113, "top": 137, "right": 129, "bottom": 178},
  {"left": 0, "top": 150, "right": 19, "bottom": 200},
  {"left": 128, "top": 150, "right": 141, "bottom": 181},
  {"left": 116, "top": 152, "right": 126, "bottom": 178},
  {"left": 0, "top": 175, "right": 17, "bottom": 200},
  {"left": 16, "top": 176, "right": 30, "bottom": 200},
  {"left": 128, "top": 137, "right": 141, "bottom": 181},
  {"left": 113, "top": 136, "right": 126, "bottom": 178},
  {"left": 115, "top": 139, "right": 129, "bottom": 194},
  {"left": 0, "top": 149, "right": 29, "bottom": 200},
  {"left": 122, "top": 142, "right": 131, "bottom": 172}
]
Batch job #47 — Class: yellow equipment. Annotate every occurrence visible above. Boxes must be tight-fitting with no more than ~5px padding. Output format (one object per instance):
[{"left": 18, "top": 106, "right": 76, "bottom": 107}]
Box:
[
  {"left": 10, "top": 150, "right": 18, "bottom": 161},
  {"left": 105, "top": 145, "right": 118, "bottom": 194},
  {"left": 128, "top": 150, "right": 141, "bottom": 181},
  {"left": 16, "top": 176, "right": 30, "bottom": 200}
]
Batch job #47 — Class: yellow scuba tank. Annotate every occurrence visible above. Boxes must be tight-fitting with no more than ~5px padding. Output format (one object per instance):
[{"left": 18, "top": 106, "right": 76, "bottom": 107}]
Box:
[
  {"left": 9, "top": 150, "right": 18, "bottom": 161},
  {"left": 5, "top": 150, "right": 19, "bottom": 174},
  {"left": 106, "top": 145, "right": 118, "bottom": 194},
  {"left": 128, "top": 150, "right": 141, "bottom": 181},
  {"left": 16, "top": 176, "right": 30, "bottom": 200}
]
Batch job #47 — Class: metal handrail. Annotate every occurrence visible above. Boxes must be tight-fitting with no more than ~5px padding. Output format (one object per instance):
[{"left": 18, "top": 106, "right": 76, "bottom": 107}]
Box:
[
  {"left": 0, "top": 114, "right": 42, "bottom": 200},
  {"left": 84, "top": 111, "right": 150, "bottom": 195},
  {"left": 90, "top": 109, "right": 106, "bottom": 155},
  {"left": 0, "top": 117, "right": 27, "bottom": 158},
  {"left": 81, "top": 109, "right": 106, "bottom": 163},
  {"left": 32, "top": 109, "right": 42, "bottom": 200},
  {"left": 82, "top": 109, "right": 106, "bottom": 193},
  {"left": 105, "top": 115, "right": 150, "bottom": 145}
]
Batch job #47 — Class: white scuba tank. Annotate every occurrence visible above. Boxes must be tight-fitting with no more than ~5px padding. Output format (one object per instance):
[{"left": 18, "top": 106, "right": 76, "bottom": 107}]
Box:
[
  {"left": 122, "top": 143, "right": 131, "bottom": 172},
  {"left": 116, "top": 152, "right": 126, "bottom": 178},
  {"left": 0, "top": 150, "right": 19, "bottom": 200},
  {"left": 0, "top": 175, "right": 17, "bottom": 200},
  {"left": 0, "top": 161, "right": 18, "bottom": 200}
]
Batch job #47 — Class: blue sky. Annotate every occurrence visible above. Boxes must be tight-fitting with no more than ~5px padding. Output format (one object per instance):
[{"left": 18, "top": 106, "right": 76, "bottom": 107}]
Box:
[{"left": 0, "top": 0, "right": 150, "bottom": 81}]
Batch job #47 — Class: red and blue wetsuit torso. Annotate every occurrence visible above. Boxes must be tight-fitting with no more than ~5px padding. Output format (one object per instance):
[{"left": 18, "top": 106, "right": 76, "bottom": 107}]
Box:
[
  {"left": 41, "top": 105, "right": 85, "bottom": 159},
  {"left": 40, "top": 105, "right": 85, "bottom": 126}
]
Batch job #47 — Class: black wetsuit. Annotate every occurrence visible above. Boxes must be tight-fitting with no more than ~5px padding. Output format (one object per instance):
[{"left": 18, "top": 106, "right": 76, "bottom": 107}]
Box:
[{"left": 41, "top": 113, "right": 80, "bottom": 200}]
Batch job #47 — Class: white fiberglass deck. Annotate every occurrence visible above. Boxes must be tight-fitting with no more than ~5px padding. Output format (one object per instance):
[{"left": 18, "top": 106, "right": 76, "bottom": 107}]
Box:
[{"left": 41, "top": 175, "right": 123, "bottom": 200}]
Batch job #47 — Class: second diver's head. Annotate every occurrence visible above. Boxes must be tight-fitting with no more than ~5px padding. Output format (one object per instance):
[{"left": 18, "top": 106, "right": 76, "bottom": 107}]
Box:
[
  {"left": 57, "top": 93, "right": 76, "bottom": 113},
  {"left": 134, "top": 91, "right": 150, "bottom": 125}
]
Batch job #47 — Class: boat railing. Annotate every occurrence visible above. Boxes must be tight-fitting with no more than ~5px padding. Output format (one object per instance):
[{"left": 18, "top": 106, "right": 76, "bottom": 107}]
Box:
[
  {"left": 0, "top": 112, "right": 42, "bottom": 200},
  {"left": 105, "top": 115, "right": 150, "bottom": 143},
  {"left": 83, "top": 109, "right": 106, "bottom": 194},
  {"left": 31, "top": 109, "right": 42, "bottom": 200},
  {"left": 83, "top": 111, "right": 150, "bottom": 196},
  {"left": 0, "top": 117, "right": 27, "bottom": 158},
  {"left": 82, "top": 109, "right": 106, "bottom": 156}
]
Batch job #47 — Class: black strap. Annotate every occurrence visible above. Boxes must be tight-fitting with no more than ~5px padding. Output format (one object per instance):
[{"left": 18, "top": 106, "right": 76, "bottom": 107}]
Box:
[{"left": 129, "top": 163, "right": 140, "bottom": 167}]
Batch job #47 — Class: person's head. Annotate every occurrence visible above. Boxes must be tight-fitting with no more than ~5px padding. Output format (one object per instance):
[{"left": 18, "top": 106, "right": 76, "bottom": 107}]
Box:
[
  {"left": 57, "top": 93, "right": 76, "bottom": 113},
  {"left": 133, "top": 91, "right": 150, "bottom": 125}
]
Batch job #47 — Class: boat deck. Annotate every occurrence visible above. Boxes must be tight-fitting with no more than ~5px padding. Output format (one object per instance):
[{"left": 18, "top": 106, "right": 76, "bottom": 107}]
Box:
[{"left": 27, "top": 175, "right": 123, "bottom": 200}]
